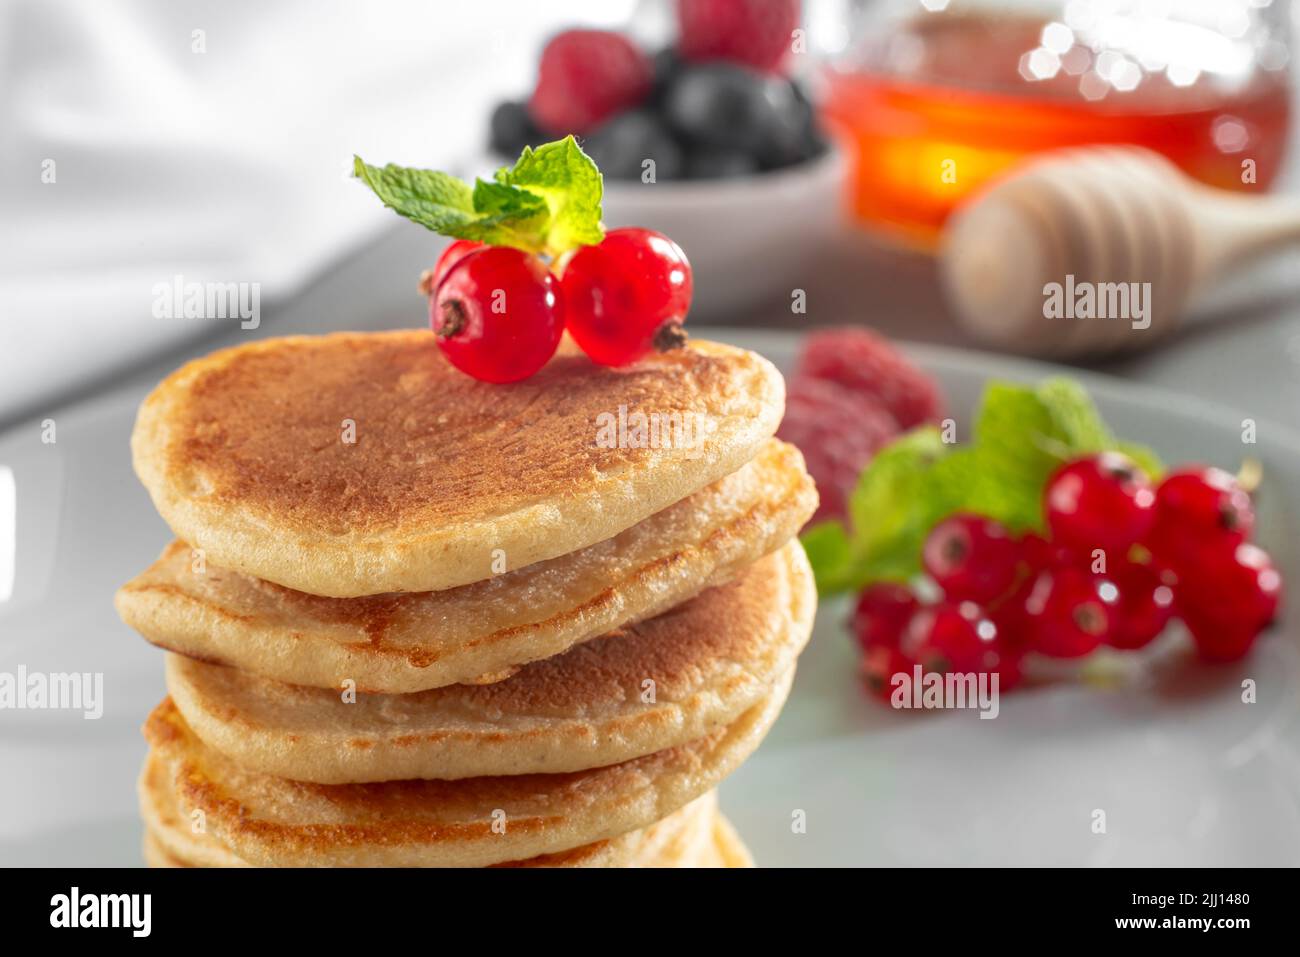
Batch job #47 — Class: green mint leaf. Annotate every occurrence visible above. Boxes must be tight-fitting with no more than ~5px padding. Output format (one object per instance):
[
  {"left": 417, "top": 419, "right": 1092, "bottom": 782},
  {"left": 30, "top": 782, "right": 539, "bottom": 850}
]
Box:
[
  {"left": 465, "top": 178, "right": 551, "bottom": 250},
  {"left": 1035, "top": 377, "right": 1113, "bottom": 451},
  {"left": 353, "top": 138, "right": 604, "bottom": 256},
  {"left": 969, "top": 382, "right": 1066, "bottom": 532},
  {"left": 352, "top": 156, "right": 477, "bottom": 234},
  {"left": 805, "top": 376, "right": 1165, "bottom": 596},
  {"left": 972, "top": 378, "right": 1162, "bottom": 529},
  {"left": 844, "top": 426, "right": 951, "bottom": 586},
  {"left": 353, "top": 155, "right": 550, "bottom": 252},
  {"left": 799, "top": 521, "right": 856, "bottom": 596},
  {"left": 471, "top": 178, "right": 547, "bottom": 221},
  {"left": 1030, "top": 377, "right": 1160, "bottom": 477},
  {"left": 1116, "top": 440, "right": 1163, "bottom": 479},
  {"left": 496, "top": 136, "right": 604, "bottom": 254},
  {"left": 927, "top": 446, "right": 1021, "bottom": 527}
]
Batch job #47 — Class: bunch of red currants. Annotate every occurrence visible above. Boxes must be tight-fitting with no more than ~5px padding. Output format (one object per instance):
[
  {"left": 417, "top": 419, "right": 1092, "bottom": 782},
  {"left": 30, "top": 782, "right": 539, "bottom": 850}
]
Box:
[
  {"left": 424, "top": 227, "right": 693, "bottom": 383},
  {"left": 855, "top": 451, "right": 1284, "bottom": 700}
]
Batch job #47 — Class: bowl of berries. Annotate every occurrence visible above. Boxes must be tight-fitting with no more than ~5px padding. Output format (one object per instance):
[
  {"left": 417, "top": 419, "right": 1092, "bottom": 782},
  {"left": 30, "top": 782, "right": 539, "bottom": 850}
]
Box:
[{"left": 486, "top": 0, "right": 847, "bottom": 319}]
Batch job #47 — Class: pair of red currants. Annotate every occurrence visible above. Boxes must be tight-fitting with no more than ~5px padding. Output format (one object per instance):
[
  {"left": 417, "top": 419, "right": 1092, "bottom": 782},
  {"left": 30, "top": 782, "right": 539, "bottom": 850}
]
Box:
[{"left": 426, "top": 227, "right": 693, "bottom": 383}]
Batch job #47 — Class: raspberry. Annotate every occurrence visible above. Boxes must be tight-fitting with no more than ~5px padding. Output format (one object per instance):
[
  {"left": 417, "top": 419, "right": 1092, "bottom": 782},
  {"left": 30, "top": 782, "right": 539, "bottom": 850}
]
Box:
[
  {"left": 678, "top": 0, "right": 801, "bottom": 73},
  {"left": 776, "top": 376, "right": 899, "bottom": 523},
  {"left": 795, "top": 328, "right": 945, "bottom": 429},
  {"left": 529, "top": 31, "right": 653, "bottom": 136}
]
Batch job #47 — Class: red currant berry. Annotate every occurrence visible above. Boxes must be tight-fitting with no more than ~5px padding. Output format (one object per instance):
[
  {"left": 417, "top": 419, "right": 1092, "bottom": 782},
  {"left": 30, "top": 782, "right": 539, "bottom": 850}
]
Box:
[
  {"left": 1019, "top": 566, "right": 1118, "bottom": 657},
  {"left": 426, "top": 239, "right": 486, "bottom": 294},
  {"left": 988, "top": 591, "right": 1031, "bottom": 657},
  {"left": 559, "top": 227, "right": 693, "bottom": 366},
  {"left": 922, "top": 514, "right": 1020, "bottom": 603},
  {"left": 1020, "top": 532, "right": 1073, "bottom": 572},
  {"left": 851, "top": 583, "right": 918, "bottom": 654},
  {"left": 432, "top": 247, "right": 564, "bottom": 383},
  {"left": 860, "top": 644, "right": 914, "bottom": 702},
  {"left": 1179, "top": 542, "right": 1283, "bottom": 633},
  {"left": 1182, "top": 614, "right": 1262, "bottom": 663},
  {"left": 1043, "top": 452, "right": 1156, "bottom": 556},
  {"left": 1106, "top": 560, "right": 1175, "bottom": 650},
  {"left": 903, "top": 600, "right": 1000, "bottom": 674},
  {"left": 986, "top": 536, "right": 1063, "bottom": 656},
  {"left": 987, "top": 646, "right": 1024, "bottom": 692},
  {"left": 1145, "top": 467, "right": 1255, "bottom": 568}
]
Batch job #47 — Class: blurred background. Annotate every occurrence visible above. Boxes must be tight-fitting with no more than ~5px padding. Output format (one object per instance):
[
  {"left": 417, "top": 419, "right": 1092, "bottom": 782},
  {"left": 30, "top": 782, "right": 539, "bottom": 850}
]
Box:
[{"left": 3, "top": 0, "right": 1300, "bottom": 429}]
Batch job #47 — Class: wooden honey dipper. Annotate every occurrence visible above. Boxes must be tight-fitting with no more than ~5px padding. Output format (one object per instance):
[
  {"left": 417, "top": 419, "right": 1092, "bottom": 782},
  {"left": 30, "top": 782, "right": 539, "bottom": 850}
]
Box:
[{"left": 939, "top": 146, "right": 1300, "bottom": 357}]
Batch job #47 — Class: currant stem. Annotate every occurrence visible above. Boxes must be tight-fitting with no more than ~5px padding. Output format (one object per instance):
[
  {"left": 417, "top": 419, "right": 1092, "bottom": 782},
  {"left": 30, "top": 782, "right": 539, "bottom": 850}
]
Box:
[
  {"left": 1237, "top": 457, "right": 1262, "bottom": 494},
  {"left": 653, "top": 321, "right": 688, "bottom": 352},
  {"left": 438, "top": 299, "right": 468, "bottom": 339}
]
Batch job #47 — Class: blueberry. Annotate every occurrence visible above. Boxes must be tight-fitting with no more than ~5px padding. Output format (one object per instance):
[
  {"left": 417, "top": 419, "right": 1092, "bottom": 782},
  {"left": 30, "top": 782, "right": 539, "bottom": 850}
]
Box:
[
  {"left": 684, "top": 147, "right": 758, "bottom": 179},
  {"left": 751, "top": 78, "right": 818, "bottom": 169},
  {"left": 780, "top": 79, "right": 829, "bottom": 166},
  {"left": 582, "top": 110, "right": 684, "bottom": 182},
  {"left": 664, "top": 64, "right": 813, "bottom": 169},
  {"left": 650, "top": 47, "right": 683, "bottom": 105},
  {"left": 665, "top": 64, "right": 761, "bottom": 149},
  {"left": 489, "top": 101, "right": 545, "bottom": 158}
]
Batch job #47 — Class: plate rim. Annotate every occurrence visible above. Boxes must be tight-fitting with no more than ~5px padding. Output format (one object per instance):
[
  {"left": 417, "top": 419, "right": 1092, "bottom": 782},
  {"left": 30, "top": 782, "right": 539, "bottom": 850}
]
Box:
[{"left": 706, "top": 326, "right": 1300, "bottom": 459}]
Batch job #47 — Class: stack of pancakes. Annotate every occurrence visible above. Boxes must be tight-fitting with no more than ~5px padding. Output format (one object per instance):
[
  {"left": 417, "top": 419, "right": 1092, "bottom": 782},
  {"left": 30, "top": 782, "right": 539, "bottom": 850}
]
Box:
[{"left": 116, "top": 330, "right": 817, "bottom": 867}]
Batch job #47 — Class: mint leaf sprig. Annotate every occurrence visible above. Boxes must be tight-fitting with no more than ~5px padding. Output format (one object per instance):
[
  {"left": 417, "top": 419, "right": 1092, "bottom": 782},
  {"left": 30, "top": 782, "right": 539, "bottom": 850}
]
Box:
[
  {"left": 352, "top": 136, "right": 604, "bottom": 258},
  {"left": 803, "top": 376, "right": 1164, "bottom": 596}
]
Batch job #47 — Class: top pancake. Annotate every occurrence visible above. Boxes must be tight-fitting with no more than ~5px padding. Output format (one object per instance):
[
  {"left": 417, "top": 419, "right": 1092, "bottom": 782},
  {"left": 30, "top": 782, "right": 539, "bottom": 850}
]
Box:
[{"left": 131, "top": 330, "right": 784, "bottom": 597}]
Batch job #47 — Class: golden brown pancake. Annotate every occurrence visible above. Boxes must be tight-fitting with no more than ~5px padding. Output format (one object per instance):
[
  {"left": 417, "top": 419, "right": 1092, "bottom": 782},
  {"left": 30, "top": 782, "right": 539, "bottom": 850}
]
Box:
[
  {"left": 491, "top": 791, "right": 720, "bottom": 868},
  {"left": 162, "top": 541, "right": 813, "bottom": 782},
  {"left": 131, "top": 331, "right": 784, "bottom": 597},
  {"left": 142, "top": 832, "right": 185, "bottom": 868},
  {"left": 116, "top": 440, "right": 815, "bottom": 692},
  {"left": 138, "top": 749, "right": 725, "bottom": 868},
  {"left": 137, "top": 753, "right": 250, "bottom": 868},
  {"left": 142, "top": 811, "right": 750, "bottom": 868},
  {"left": 143, "top": 670, "right": 791, "bottom": 867},
  {"left": 141, "top": 816, "right": 750, "bottom": 867},
  {"left": 700, "top": 813, "right": 755, "bottom": 867}
]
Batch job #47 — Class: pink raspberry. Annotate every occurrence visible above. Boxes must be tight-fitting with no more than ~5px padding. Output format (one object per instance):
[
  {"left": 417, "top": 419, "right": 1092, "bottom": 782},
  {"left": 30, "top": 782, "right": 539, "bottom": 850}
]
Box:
[
  {"left": 529, "top": 30, "right": 653, "bottom": 136},
  {"left": 678, "top": 0, "right": 802, "bottom": 73},
  {"left": 797, "top": 327, "right": 944, "bottom": 430},
  {"left": 777, "top": 376, "right": 899, "bottom": 524}
]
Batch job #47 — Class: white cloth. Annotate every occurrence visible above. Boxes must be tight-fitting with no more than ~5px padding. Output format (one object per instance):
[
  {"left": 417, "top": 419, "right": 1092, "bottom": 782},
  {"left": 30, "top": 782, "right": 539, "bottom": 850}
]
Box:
[{"left": 0, "top": 0, "right": 636, "bottom": 420}]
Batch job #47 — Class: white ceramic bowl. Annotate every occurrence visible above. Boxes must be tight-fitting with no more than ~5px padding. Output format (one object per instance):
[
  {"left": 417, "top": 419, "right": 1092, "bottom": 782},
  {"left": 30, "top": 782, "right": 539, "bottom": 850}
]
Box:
[{"left": 599, "top": 143, "right": 849, "bottom": 320}]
